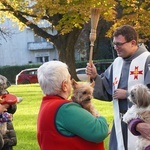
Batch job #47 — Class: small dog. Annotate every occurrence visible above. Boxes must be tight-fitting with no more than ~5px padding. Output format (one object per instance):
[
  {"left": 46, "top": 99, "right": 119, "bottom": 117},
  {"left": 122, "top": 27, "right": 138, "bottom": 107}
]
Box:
[
  {"left": 0, "top": 75, "right": 10, "bottom": 95},
  {"left": 123, "top": 84, "right": 150, "bottom": 150},
  {"left": 71, "top": 79, "right": 99, "bottom": 117}
]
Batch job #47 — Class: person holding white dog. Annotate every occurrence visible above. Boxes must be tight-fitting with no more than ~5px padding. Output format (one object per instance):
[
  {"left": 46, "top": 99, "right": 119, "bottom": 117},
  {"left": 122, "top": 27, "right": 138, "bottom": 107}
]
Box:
[
  {"left": 123, "top": 84, "right": 150, "bottom": 150},
  {"left": 86, "top": 25, "right": 150, "bottom": 150},
  {"left": 37, "top": 61, "right": 109, "bottom": 150}
]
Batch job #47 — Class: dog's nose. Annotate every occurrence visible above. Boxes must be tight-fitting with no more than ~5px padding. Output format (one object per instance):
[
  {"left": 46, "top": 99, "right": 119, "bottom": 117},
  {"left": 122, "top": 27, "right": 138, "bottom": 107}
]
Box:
[{"left": 85, "top": 98, "right": 91, "bottom": 101}]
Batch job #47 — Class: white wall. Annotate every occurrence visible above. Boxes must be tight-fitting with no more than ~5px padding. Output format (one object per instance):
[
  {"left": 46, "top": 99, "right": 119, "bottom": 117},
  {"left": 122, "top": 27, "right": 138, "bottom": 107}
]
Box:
[{"left": 0, "top": 18, "right": 58, "bottom": 66}]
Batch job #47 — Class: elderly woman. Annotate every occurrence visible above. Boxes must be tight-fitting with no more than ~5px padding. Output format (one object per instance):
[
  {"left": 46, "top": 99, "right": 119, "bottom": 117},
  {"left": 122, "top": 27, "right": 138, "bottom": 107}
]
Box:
[{"left": 37, "top": 61, "right": 109, "bottom": 150}]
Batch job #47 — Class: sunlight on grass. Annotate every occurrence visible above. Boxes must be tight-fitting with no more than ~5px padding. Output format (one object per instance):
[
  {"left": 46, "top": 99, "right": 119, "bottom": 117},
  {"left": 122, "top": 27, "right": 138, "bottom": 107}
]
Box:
[
  {"left": 8, "top": 84, "right": 113, "bottom": 150},
  {"left": 9, "top": 84, "right": 41, "bottom": 150},
  {"left": 92, "top": 99, "right": 113, "bottom": 149}
]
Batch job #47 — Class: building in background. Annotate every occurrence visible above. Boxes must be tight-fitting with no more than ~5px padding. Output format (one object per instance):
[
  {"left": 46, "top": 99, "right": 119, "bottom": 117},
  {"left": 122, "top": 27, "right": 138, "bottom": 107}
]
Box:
[{"left": 0, "top": 18, "right": 58, "bottom": 66}]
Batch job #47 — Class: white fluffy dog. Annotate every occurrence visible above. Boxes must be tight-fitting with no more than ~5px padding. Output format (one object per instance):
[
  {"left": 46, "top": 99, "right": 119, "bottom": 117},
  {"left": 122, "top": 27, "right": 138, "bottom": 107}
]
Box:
[{"left": 123, "top": 84, "right": 150, "bottom": 150}]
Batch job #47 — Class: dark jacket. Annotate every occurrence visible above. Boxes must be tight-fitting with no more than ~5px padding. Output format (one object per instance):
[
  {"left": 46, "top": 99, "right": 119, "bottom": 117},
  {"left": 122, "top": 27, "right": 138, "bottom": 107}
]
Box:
[
  {"left": 1, "top": 104, "right": 17, "bottom": 150},
  {"left": 0, "top": 133, "right": 4, "bottom": 149}
]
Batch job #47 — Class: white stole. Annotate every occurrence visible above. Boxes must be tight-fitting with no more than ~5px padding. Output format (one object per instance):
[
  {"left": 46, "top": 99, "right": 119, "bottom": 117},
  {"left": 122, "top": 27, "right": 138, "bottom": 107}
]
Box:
[
  {"left": 112, "top": 51, "right": 150, "bottom": 150},
  {"left": 113, "top": 57, "right": 125, "bottom": 150},
  {"left": 127, "top": 51, "right": 149, "bottom": 149}
]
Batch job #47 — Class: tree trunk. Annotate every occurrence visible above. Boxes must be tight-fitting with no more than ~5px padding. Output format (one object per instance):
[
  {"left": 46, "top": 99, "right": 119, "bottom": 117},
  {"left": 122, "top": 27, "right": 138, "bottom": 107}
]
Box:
[
  {"left": 53, "top": 28, "right": 82, "bottom": 80},
  {"left": 1, "top": 1, "right": 83, "bottom": 80}
]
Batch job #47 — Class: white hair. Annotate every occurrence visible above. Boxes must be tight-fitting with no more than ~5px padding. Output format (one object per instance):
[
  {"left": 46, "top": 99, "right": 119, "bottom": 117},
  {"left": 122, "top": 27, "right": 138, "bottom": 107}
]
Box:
[{"left": 37, "top": 61, "right": 69, "bottom": 95}]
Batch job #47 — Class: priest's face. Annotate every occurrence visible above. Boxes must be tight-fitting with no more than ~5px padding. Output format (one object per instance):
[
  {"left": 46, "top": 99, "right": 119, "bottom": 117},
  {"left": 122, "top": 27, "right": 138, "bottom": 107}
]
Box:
[{"left": 113, "top": 35, "right": 137, "bottom": 58}]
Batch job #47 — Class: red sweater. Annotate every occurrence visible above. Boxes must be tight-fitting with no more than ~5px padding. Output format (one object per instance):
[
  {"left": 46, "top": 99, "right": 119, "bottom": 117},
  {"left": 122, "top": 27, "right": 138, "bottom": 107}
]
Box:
[{"left": 37, "top": 95, "right": 105, "bottom": 150}]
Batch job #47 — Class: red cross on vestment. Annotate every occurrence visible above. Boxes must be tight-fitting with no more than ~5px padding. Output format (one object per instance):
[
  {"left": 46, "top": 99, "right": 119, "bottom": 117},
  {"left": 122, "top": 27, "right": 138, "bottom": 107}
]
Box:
[
  {"left": 113, "top": 77, "right": 118, "bottom": 89},
  {"left": 130, "top": 66, "right": 143, "bottom": 79}
]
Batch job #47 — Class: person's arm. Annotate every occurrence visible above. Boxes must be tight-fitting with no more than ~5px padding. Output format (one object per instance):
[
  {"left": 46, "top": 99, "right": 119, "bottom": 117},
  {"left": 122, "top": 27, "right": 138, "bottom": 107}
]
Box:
[
  {"left": 93, "top": 75, "right": 112, "bottom": 101},
  {"left": 128, "top": 118, "right": 143, "bottom": 135},
  {"left": 86, "top": 62, "right": 113, "bottom": 101},
  {"left": 128, "top": 118, "right": 150, "bottom": 140},
  {"left": 136, "top": 122, "right": 150, "bottom": 140},
  {"left": 86, "top": 62, "right": 98, "bottom": 79},
  {"left": 56, "top": 102, "right": 109, "bottom": 143}
]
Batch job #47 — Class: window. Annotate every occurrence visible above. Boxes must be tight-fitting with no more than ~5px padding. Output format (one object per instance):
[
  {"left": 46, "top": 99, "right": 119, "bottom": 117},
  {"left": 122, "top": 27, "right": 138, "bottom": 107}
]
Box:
[
  {"left": 34, "top": 35, "right": 47, "bottom": 42},
  {"left": 36, "top": 56, "right": 49, "bottom": 63},
  {"left": 76, "top": 69, "right": 86, "bottom": 74}
]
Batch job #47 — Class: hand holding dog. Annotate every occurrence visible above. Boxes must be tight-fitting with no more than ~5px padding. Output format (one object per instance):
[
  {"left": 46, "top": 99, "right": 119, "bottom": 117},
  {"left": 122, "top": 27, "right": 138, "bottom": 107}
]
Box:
[{"left": 136, "top": 123, "right": 150, "bottom": 140}]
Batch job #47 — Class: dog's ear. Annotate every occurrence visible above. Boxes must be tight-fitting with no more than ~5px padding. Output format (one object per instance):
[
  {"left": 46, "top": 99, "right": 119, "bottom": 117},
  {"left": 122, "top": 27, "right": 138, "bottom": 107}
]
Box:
[
  {"left": 129, "top": 89, "right": 137, "bottom": 104},
  {"left": 90, "top": 80, "right": 95, "bottom": 88},
  {"left": 71, "top": 79, "right": 78, "bottom": 89}
]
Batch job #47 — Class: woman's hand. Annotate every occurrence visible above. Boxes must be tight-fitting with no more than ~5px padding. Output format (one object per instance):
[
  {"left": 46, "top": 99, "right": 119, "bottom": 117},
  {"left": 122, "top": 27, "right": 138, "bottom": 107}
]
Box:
[{"left": 136, "top": 122, "right": 150, "bottom": 140}]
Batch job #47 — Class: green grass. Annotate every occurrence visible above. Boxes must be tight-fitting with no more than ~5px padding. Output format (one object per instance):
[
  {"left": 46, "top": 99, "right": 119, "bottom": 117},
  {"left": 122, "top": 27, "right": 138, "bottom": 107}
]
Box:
[{"left": 8, "top": 84, "right": 113, "bottom": 150}]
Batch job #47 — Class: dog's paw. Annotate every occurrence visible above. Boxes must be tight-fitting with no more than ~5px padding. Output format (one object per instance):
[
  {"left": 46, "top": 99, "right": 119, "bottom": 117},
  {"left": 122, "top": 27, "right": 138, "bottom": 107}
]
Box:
[
  {"left": 123, "top": 106, "right": 139, "bottom": 123},
  {"left": 123, "top": 111, "right": 137, "bottom": 123},
  {"left": 123, "top": 113, "right": 131, "bottom": 123}
]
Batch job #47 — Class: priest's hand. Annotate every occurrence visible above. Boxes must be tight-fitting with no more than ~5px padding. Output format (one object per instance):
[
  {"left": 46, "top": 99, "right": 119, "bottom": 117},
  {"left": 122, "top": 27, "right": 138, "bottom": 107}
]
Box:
[
  {"left": 113, "top": 89, "right": 127, "bottom": 99},
  {"left": 86, "top": 62, "right": 98, "bottom": 79}
]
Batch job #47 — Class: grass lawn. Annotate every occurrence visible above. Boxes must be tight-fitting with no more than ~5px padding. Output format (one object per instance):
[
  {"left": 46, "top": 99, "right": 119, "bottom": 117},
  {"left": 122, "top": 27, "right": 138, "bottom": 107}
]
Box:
[{"left": 8, "top": 84, "right": 114, "bottom": 150}]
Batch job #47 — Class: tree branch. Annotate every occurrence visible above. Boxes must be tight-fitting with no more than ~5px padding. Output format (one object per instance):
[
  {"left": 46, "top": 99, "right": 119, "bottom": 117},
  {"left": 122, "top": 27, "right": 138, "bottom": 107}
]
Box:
[{"left": 0, "top": 1, "right": 58, "bottom": 41}]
